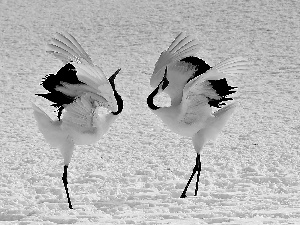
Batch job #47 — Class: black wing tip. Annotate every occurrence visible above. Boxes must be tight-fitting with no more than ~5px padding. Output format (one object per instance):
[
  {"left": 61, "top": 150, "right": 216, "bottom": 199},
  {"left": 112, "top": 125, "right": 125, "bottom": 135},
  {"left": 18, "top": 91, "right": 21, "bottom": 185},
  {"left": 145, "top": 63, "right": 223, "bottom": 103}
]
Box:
[
  {"left": 34, "top": 93, "right": 65, "bottom": 119},
  {"left": 208, "top": 79, "right": 237, "bottom": 108}
]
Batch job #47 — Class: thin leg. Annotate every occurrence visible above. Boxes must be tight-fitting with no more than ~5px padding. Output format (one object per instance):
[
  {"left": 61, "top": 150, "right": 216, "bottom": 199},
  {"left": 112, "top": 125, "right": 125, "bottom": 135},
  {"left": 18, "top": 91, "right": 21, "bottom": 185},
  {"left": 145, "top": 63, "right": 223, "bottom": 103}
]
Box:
[
  {"left": 180, "top": 155, "right": 199, "bottom": 198},
  {"left": 62, "top": 165, "right": 73, "bottom": 209},
  {"left": 194, "top": 154, "right": 201, "bottom": 196}
]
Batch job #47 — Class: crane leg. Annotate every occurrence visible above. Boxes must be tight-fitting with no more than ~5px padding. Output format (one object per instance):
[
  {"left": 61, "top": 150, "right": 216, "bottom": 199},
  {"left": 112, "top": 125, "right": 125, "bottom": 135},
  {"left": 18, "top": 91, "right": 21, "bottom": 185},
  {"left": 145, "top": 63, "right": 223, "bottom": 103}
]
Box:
[{"left": 62, "top": 165, "right": 73, "bottom": 209}]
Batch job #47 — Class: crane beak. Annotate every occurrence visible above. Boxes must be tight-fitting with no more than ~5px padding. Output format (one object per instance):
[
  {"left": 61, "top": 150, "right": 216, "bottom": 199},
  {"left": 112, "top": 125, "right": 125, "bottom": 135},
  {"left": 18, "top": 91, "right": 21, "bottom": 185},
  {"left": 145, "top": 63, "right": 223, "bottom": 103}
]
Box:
[{"left": 109, "top": 68, "right": 121, "bottom": 85}]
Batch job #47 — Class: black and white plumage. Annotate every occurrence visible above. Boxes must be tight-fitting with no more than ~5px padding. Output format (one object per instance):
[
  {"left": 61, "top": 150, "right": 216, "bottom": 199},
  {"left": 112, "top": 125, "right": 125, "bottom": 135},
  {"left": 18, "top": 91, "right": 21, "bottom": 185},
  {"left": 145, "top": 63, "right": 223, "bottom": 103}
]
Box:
[
  {"left": 147, "top": 32, "right": 249, "bottom": 198},
  {"left": 32, "top": 32, "right": 123, "bottom": 209}
]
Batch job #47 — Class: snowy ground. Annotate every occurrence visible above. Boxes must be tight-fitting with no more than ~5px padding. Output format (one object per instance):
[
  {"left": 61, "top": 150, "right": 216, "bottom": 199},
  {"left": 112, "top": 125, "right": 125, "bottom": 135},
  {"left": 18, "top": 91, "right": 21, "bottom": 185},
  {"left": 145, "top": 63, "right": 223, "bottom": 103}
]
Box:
[{"left": 0, "top": 0, "right": 299, "bottom": 224}]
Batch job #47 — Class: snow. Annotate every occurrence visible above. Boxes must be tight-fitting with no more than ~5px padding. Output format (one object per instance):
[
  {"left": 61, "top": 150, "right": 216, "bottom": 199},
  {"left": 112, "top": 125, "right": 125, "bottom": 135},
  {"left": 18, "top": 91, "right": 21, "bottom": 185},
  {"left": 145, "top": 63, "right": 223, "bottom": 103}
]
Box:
[{"left": 0, "top": 0, "right": 300, "bottom": 224}]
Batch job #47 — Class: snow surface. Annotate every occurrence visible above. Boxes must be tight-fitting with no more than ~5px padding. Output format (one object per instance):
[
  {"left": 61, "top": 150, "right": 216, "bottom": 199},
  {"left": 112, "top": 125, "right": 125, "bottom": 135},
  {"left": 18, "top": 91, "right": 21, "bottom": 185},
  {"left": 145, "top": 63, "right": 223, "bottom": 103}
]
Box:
[{"left": 0, "top": 0, "right": 299, "bottom": 224}]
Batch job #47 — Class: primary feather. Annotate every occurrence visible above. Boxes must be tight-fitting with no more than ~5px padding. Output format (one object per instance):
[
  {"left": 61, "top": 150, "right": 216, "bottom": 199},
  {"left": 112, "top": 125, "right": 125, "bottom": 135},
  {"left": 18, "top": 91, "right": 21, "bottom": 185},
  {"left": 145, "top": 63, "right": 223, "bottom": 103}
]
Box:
[{"left": 151, "top": 32, "right": 201, "bottom": 88}]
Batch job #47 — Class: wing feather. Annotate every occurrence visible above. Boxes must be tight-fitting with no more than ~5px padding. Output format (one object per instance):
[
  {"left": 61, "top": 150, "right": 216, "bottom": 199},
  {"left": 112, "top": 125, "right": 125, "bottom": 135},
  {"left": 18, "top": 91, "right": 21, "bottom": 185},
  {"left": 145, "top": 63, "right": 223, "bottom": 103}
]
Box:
[
  {"left": 179, "top": 57, "right": 249, "bottom": 125},
  {"left": 168, "top": 35, "right": 197, "bottom": 54},
  {"left": 172, "top": 44, "right": 201, "bottom": 61},
  {"left": 46, "top": 32, "right": 93, "bottom": 65},
  {"left": 167, "top": 32, "right": 186, "bottom": 52},
  {"left": 200, "top": 57, "right": 249, "bottom": 81},
  {"left": 42, "top": 33, "right": 117, "bottom": 111},
  {"left": 44, "top": 32, "right": 118, "bottom": 112},
  {"left": 179, "top": 81, "right": 214, "bottom": 125},
  {"left": 55, "top": 83, "right": 100, "bottom": 97},
  {"left": 184, "top": 57, "right": 249, "bottom": 91},
  {"left": 48, "top": 39, "right": 81, "bottom": 61},
  {"left": 47, "top": 44, "right": 79, "bottom": 63},
  {"left": 151, "top": 32, "right": 200, "bottom": 87},
  {"left": 54, "top": 33, "right": 87, "bottom": 60},
  {"left": 72, "top": 63, "right": 117, "bottom": 111},
  {"left": 59, "top": 32, "right": 93, "bottom": 64},
  {"left": 74, "top": 63, "right": 106, "bottom": 89},
  {"left": 62, "top": 96, "right": 96, "bottom": 133},
  {"left": 48, "top": 52, "right": 74, "bottom": 65}
]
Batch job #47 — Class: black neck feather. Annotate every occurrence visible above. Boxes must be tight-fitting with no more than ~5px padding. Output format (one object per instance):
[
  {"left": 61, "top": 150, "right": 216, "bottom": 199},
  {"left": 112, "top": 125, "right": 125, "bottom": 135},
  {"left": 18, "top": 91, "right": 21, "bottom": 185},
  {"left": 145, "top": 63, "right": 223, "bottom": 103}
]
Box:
[
  {"left": 147, "top": 85, "right": 161, "bottom": 110},
  {"left": 147, "top": 67, "right": 169, "bottom": 110},
  {"left": 109, "top": 68, "right": 123, "bottom": 115},
  {"left": 111, "top": 90, "right": 123, "bottom": 115}
]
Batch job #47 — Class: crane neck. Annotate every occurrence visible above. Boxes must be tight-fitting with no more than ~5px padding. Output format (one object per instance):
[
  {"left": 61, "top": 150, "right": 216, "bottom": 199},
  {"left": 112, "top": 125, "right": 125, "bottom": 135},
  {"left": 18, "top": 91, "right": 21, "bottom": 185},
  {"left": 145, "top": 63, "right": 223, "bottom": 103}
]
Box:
[
  {"left": 147, "top": 85, "right": 161, "bottom": 110},
  {"left": 111, "top": 90, "right": 123, "bottom": 115},
  {"left": 147, "top": 67, "right": 169, "bottom": 110},
  {"left": 108, "top": 68, "right": 123, "bottom": 116}
]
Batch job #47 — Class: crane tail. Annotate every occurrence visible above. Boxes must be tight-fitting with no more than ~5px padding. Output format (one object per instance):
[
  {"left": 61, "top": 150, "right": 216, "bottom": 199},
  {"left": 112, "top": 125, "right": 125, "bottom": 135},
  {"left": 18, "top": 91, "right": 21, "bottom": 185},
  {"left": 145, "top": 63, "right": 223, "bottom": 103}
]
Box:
[
  {"left": 207, "top": 102, "right": 238, "bottom": 140},
  {"left": 32, "top": 103, "right": 68, "bottom": 148}
]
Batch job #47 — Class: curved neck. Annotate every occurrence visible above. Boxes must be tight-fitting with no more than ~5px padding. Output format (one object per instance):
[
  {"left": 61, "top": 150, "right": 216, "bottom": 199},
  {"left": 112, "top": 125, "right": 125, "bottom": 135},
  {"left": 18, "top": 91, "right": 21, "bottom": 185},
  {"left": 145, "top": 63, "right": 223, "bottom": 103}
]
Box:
[
  {"left": 111, "top": 90, "right": 123, "bottom": 115},
  {"left": 147, "top": 85, "right": 161, "bottom": 110},
  {"left": 148, "top": 67, "right": 169, "bottom": 110},
  {"left": 108, "top": 68, "right": 123, "bottom": 116}
]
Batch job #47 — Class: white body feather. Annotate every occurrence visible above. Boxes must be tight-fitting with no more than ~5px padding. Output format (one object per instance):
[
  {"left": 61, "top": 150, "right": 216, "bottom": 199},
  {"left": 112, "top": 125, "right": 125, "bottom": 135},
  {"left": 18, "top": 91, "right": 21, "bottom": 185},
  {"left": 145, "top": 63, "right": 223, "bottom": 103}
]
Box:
[
  {"left": 32, "top": 32, "right": 122, "bottom": 208},
  {"left": 33, "top": 32, "right": 121, "bottom": 165},
  {"left": 152, "top": 57, "right": 249, "bottom": 138},
  {"left": 149, "top": 32, "right": 250, "bottom": 198}
]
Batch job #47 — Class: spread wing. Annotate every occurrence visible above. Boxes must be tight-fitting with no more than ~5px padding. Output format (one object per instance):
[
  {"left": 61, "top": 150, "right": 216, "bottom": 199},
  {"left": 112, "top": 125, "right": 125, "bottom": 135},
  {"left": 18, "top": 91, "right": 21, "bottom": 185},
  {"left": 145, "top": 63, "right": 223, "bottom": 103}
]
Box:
[
  {"left": 46, "top": 32, "right": 93, "bottom": 65},
  {"left": 151, "top": 32, "right": 201, "bottom": 87},
  {"left": 179, "top": 57, "right": 249, "bottom": 125},
  {"left": 37, "top": 32, "right": 118, "bottom": 119},
  {"left": 38, "top": 63, "right": 117, "bottom": 115}
]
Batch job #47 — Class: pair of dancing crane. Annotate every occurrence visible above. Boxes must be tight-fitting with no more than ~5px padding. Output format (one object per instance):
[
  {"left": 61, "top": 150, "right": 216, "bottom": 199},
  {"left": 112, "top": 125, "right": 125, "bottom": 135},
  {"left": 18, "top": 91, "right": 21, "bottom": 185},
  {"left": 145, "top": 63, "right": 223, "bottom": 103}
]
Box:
[{"left": 32, "top": 32, "right": 249, "bottom": 209}]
